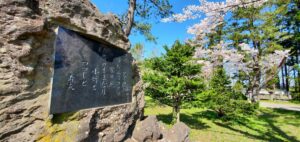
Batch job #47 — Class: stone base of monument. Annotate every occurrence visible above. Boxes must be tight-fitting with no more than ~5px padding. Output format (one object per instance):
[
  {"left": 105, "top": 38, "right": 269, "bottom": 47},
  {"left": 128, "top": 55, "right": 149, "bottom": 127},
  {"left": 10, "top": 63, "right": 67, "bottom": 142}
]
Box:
[{"left": 126, "top": 115, "right": 190, "bottom": 142}]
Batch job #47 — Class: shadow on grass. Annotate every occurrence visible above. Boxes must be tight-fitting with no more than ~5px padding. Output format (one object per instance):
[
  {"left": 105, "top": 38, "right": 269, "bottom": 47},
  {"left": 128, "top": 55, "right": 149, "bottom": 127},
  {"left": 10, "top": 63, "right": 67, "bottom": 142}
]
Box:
[
  {"left": 270, "top": 108, "right": 300, "bottom": 117},
  {"left": 193, "top": 109, "right": 219, "bottom": 120},
  {"left": 193, "top": 109, "right": 251, "bottom": 125},
  {"left": 156, "top": 113, "right": 210, "bottom": 130},
  {"left": 214, "top": 108, "right": 300, "bottom": 142},
  {"left": 259, "top": 109, "right": 300, "bottom": 142}
]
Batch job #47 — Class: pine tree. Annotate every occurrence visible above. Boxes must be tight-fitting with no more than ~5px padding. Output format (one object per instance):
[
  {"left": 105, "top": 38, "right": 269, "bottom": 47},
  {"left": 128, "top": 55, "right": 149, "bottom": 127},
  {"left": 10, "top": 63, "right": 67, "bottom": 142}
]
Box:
[
  {"left": 272, "top": 0, "right": 300, "bottom": 98},
  {"left": 209, "top": 67, "right": 231, "bottom": 93},
  {"left": 201, "top": 67, "right": 256, "bottom": 119},
  {"left": 143, "top": 41, "right": 204, "bottom": 122},
  {"left": 206, "top": 67, "right": 233, "bottom": 117},
  {"left": 225, "top": 2, "right": 286, "bottom": 102}
]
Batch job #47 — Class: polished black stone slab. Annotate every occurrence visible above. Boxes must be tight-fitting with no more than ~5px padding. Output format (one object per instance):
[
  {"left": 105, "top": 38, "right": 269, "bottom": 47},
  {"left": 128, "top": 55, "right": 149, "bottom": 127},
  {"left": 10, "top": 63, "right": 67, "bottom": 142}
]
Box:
[{"left": 50, "top": 27, "right": 133, "bottom": 114}]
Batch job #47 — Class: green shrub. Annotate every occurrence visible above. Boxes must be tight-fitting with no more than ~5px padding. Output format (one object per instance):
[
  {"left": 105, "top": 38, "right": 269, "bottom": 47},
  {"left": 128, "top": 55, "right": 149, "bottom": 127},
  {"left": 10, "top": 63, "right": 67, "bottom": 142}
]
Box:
[{"left": 198, "top": 67, "right": 258, "bottom": 120}]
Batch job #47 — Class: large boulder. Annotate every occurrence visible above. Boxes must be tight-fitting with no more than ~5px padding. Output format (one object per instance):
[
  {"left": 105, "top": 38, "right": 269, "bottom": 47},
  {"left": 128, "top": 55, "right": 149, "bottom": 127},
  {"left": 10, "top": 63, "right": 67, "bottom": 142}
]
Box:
[
  {"left": 159, "top": 122, "right": 190, "bottom": 142},
  {"left": 0, "top": 0, "right": 144, "bottom": 142},
  {"left": 129, "top": 116, "right": 191, "bottom": 142},
  {"left": 132, "top": 115, "right": 162, "bottom": 142}
]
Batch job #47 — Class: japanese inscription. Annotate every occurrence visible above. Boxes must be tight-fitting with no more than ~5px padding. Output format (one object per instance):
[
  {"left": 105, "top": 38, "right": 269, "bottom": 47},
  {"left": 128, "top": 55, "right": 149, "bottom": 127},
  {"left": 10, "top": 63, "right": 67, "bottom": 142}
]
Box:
[{"left": 50, "top": 27, "right": 133, "bottom": 114}]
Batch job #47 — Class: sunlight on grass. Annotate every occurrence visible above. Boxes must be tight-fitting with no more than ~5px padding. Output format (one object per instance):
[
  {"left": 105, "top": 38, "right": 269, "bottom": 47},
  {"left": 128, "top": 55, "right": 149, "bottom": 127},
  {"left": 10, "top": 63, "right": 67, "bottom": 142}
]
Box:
[
  {"left": 261, "top": 100, "right": 300, "bottom": 106},
  {"left": 144, "top": 96, "right": 300, "bottom": 142}
]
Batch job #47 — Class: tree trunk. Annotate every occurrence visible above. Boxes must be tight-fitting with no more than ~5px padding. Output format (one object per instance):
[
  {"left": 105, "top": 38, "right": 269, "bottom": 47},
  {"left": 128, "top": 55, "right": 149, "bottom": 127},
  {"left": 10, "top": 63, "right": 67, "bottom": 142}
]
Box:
[
  {"left": 251, "top": 56, "right": 261, "bottom": 102},
  {"left": 294, "top": 68, "right": 297, "bottom": 94},
  {"left": 124, "top": 0, "right": 136, "bottom": 37},
  {"left": 176, "top": 106, "right": 180, "bottom": 123},
  {"left": 248, "top": 91, "right": 253, "bottom": 102},
  {"left": 247, "top": 69, "right": 260, "bottom": 103},
  {"left": 296, "top": 49, "right": 300, "bottom": 93},
  {"left": 293, "top": 56, "right": 298, "bottom": 92},
  {"left": 172, "top": 106, "right": 180, "bottom": 123},
  {"left": 252, "top": 79, "right": 260, "bottom": 102},
  {"left": 172, "top": 96, "right": 180, "bottom": 123},
  {"left": 284, "top": 63, "right": 289, "bottom": 92},
  {"left": 172, "top": 106, "right": 176, "bottom": 122},
  {"left": 281, "top": 66, "right": 285, "bottom": 90}
]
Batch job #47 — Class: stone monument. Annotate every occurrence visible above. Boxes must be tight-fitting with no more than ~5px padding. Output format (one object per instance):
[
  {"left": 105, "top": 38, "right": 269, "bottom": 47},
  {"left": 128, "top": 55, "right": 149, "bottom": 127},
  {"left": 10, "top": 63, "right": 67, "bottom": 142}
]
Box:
[
  {"left": 50, "top": 27, "right": 133, "bottom": 114},
  {"left": 0, "top": 0, "right": 144, "bottom": 141}
]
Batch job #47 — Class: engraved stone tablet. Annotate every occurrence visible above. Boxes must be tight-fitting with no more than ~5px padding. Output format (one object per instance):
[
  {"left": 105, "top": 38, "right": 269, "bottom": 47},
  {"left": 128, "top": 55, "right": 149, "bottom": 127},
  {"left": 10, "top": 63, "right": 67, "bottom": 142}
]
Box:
[{"left": 50, "top": 27, "right": 133, "bottom": 114}]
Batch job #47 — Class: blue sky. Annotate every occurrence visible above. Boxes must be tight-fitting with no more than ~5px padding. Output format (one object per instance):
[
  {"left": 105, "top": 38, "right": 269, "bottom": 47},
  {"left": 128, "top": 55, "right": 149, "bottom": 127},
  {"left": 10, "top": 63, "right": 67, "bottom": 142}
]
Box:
[{"left": 91, "top": 0, "right": 202, "bottom": 58}]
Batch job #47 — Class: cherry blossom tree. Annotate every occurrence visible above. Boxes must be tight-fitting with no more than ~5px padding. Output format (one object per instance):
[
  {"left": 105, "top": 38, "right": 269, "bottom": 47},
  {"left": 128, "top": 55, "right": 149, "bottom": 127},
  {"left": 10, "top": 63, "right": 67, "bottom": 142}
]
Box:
[
  {"left": 162, "top": 0, "right": 268, "bottom": 42},
  {"left": 163, "top": 0, "right": 291, "bottom": 102},
  {"left": 194, "top": 42, "right": 289, "bottom": 102}
]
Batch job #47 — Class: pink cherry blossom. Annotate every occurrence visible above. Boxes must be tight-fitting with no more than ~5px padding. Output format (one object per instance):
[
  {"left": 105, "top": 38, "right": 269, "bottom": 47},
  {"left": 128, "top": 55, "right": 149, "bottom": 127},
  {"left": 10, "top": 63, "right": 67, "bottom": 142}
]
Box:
[
  {"left": 163, "top": 0, "right": 267, "bottom": 39},
  {"left": 194, "top": 43, "right": 289, "bottom": 81}
]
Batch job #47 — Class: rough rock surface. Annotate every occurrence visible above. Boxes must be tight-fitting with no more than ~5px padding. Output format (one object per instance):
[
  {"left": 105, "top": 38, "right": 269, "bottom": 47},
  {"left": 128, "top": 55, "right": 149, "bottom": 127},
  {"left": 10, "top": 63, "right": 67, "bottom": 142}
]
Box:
[
  {"left": 128, "top": 116, "right": 191, "bottom": 142},
  {"left": 0, "top": 0, "right": 143, "bottom": 142},
  {"left": 132, "top": 115, "right": 162, "bottom": 142},
  {"left": 159, "top": 122, "right": 190, "bottom": 142}
]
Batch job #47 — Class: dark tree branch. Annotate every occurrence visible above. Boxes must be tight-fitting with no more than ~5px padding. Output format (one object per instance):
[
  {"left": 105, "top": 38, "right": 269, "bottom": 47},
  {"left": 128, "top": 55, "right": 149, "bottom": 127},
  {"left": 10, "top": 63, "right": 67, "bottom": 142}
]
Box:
[
  {"left": 261, "top": 57, "right": 287, "bottom": 89},
  {"left": 124, "top": 0, "right": 136, "bottom": 37}
]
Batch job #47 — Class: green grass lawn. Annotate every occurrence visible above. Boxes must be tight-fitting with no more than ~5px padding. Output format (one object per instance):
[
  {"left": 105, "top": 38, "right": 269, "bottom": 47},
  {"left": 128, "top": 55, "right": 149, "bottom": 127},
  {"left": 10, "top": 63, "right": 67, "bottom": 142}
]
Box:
[{"left": 144, "top": 96, "right": 300, "bottom": 142}]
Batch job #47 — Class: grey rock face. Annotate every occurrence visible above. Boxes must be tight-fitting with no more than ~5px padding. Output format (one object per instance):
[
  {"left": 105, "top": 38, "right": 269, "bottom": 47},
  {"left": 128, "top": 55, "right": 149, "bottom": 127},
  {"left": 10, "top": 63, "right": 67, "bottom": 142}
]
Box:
[
  {"left": 129, "top": 116, "right": 191, "bottom": 142},
  {"left": 132, "top": 115, "right": 162, "bottom": 142},
  {"left": 159, "top": 122, "right": 190, "bottom": 142},
  {"left": 0, "top": 0, "right": 142, "bottom": 142}
]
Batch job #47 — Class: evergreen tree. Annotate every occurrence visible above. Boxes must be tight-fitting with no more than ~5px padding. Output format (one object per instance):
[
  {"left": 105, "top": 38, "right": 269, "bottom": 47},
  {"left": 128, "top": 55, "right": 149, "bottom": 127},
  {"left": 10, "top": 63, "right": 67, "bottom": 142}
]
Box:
[
  {"left": 200, "top": 67, "right": 256, "bottom": 119},
  {"left": 143, "top": 41, "right": 204, "bottom": 122},
  {"left": 210, "top": 67, "right": 231, "bottom": 93},
  {"left": 225, "top": 2, "right": 286, "bottom": 102},
  {"left": 272, "top": 0, "right": 300, "bottom": 98},
  {"left": 208, "top": 68, "right": 234, "bottom": 117}
]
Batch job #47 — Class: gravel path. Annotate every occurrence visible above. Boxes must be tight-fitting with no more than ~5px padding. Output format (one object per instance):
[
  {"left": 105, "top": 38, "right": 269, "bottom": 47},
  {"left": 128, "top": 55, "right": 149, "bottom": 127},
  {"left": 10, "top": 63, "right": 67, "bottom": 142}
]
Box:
[{"left": 260, "top": 102, "right": 300, "bottom": 112}]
